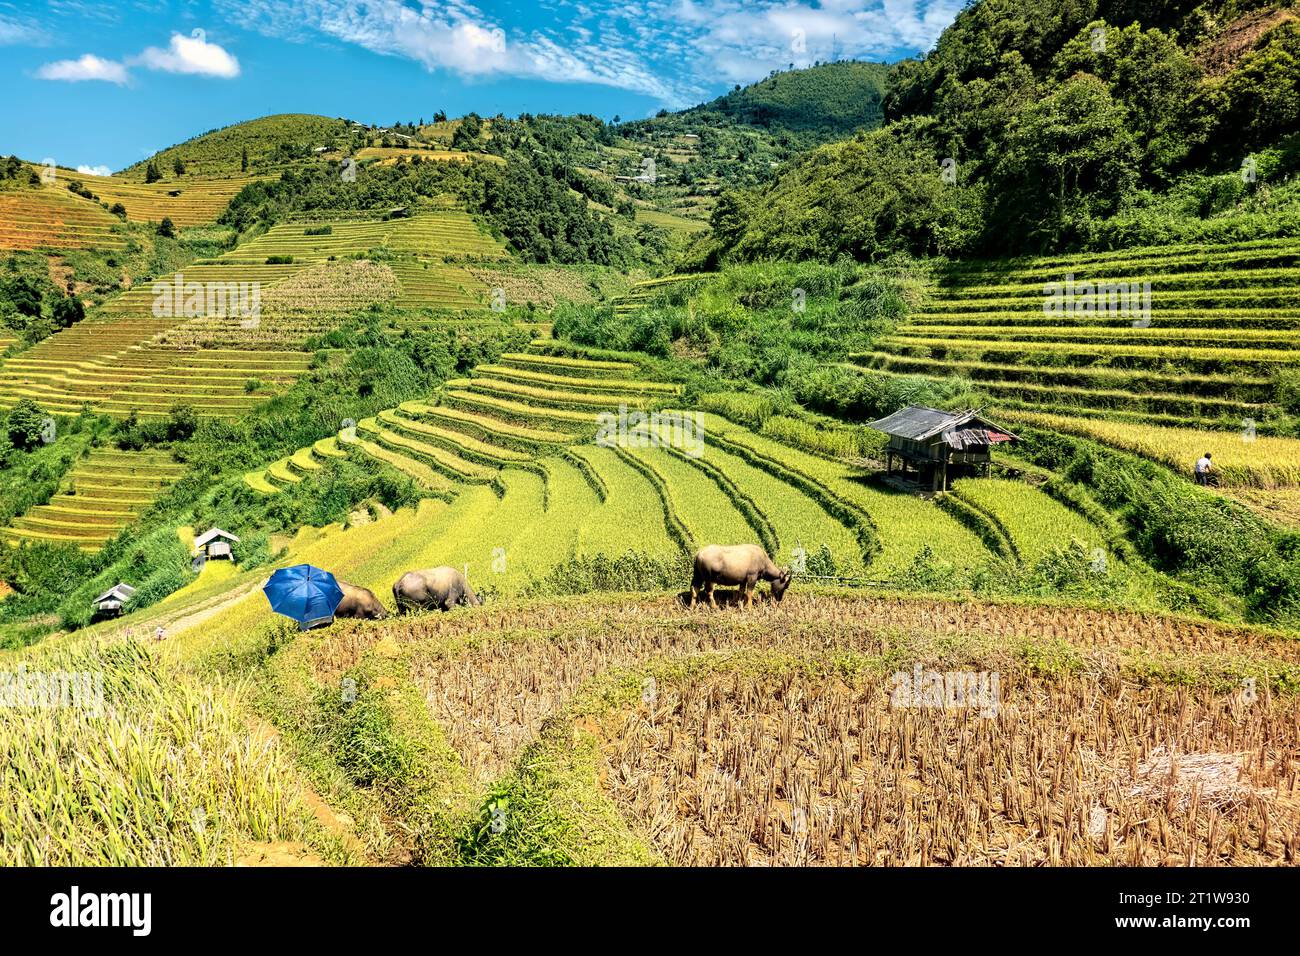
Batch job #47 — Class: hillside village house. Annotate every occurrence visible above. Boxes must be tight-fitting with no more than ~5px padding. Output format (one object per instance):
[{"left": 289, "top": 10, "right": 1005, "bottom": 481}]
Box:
[
  {"left": 194, "top": 528, "right": 240, "bottom": 561},
  {"left": 868, "top": 406, "right": 1018, "bottom": 491},
  {"left": 92, "top": 583, "right": 136, "bottom": 618}
]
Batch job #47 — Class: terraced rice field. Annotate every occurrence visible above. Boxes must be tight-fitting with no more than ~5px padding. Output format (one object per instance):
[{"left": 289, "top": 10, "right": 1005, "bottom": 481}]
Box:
[
  {"left": 1006, "top": 411, "right": 1300, "bottom": 489},
  {"left": 158, "top": 260, "right": 404, "bottom": 347},
  {"left": 464, "top": 264, "right": 635, "bottom": 309},
  {"left": 243, "top": 346, "right": 1013, "bottom": 587},
  {"left": 696, "top": 414, "right": 990, "bottom": 575},
  {"left": 218, "top": 212, "right": 505, "bottom": 263},
  {"left": 634, "top": 207, "right": 709, "bottom": 234},
  {"left": 4, "top": 449, "right": 183, "bottom": 551},
  {"left": 60, "top": 345, "right": 1295, "bottom": 868},
  {"left": 0, "top": 187, "right": 128, "bottom": 251},
  {"left": 104, "top": 263, "right": 305, "bottom": 316},
  {"left": 389, "top": 261, "right": 486, "bottom": 310},
  {"left": 353, "top": 146, "right": 504, "bottom": 166},
  {"left": 156, "top": 587, "right": 1300, "bottom": 867},
  {"left": 0, "top": 210, "right": 515, "bottom": 414},
  {"left": 49, "top": 170, "right": 264, "bottom": 226},
  {"left": 0, "top": 314, "right": 310, "bottom": 418},
  {"left": 612, "top": 274, "right": 710, "bottom": 315},
  {"left": 951, "top": 478, "right": 1110, "bottom": 564},
  {"left": 853, "top": 237, "right": 1300, "bottom": 430}
]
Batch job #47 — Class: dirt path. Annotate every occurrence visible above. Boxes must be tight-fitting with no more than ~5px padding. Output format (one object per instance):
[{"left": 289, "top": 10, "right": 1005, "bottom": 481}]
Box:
[{"left": 159, "top": 579, "right": 265, "bottom": 638}]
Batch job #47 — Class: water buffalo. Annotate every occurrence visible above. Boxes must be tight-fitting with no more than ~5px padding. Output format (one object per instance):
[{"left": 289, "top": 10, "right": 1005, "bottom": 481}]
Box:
[
  {"left": 392, "top": 566, "right": 481, "bottom": 613},
  {"left": 334, "top": 581, "right": 390, "bottom": 620},
  {"left": 690, "top": 544, "right": 792, "bottom": 608}
]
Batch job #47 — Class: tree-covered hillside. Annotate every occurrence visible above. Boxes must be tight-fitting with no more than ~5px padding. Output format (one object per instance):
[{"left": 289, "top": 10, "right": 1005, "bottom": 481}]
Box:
[
  {"left": 118, "top": 114, "right": 353, "bottom": 180},
  {"left": 612, "top": 61, "right": 893, "bottom": 221},
  {"left": 683, "top": 60, "right": 893, "bottom": 142},
  {"left": 693, "top": 0, "right": 1300, "bottom": 264}
]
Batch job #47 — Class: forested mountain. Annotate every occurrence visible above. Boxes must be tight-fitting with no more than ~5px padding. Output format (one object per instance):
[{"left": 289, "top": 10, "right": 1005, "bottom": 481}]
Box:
[
  {"left": 691, "top": 0, "right": 1300, "bottom": 265},
  {"left": 612, "top": 61, "right": 893, "bottom": 217}
]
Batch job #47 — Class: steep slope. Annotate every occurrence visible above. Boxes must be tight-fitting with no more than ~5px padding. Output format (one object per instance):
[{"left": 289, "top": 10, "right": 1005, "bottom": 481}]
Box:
[
  {"left": 694, "top": 60, "right": 893, "bottom": 140},
  {"left": 607, "top": 62, "right": 892, "bottom": 224},
  {"left": 118, "top": 114, "right": 352, "bottom": 180},
  {"left": 701, "top": 0, "right": 1300, "bottom": 262}
]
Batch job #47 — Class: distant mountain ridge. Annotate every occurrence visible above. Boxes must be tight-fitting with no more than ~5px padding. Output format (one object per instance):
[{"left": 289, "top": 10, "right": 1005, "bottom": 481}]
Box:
[{"left": 692, "top": 0, "right": 1300, "bottom": 264}]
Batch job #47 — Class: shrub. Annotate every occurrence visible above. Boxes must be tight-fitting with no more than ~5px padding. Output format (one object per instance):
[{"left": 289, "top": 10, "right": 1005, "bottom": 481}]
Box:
[
  {"left": 166, "top": 404, "right": 198, "bottom": 442},
  {"left": 52, "top": 295, "right": 84, "bottom": 329},
  {"left": 6, "top": 400, "right": 50, "bottom": 452}
]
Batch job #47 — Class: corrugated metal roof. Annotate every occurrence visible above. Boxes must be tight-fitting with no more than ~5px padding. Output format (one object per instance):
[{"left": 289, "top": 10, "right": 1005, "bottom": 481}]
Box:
[
  {"left": 93, "top": 582, "right": 136, "bottom": 605},
  {"left": 194, "top": 528, "right": 240, "bottom": 548},
  {"left": 867, "top": 405, "right": 973, "bottom": 440},
  {"left": 868, "top": 405, "right": 1019, "bottom": 447}
]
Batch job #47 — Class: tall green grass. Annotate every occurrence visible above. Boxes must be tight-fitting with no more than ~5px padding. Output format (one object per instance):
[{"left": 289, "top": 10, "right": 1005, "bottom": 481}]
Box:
[{"left": 0, "top": 639, "right": 317, "bottom": 865}]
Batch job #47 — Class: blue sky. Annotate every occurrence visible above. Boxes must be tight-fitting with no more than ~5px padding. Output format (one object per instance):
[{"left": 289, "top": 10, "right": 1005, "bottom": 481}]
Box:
[{"left": 0, "top": 0, "right": 963, "bottom": 173}]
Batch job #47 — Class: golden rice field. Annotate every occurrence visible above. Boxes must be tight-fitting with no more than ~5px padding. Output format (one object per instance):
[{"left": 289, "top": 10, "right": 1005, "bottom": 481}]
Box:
[
  {"left": 0, "top": 210, "right": 516, "bottom": 416},
  {"left": 45, "top": 168, "right": 265, "bottom": 226},
  {"left": 465, "top": 264, "right": 638, "bottom": 309},
  {"left": 952, "top": 477, "right": 1111, "bottom": 564},
  {"left": 0, "top": 317, "right": 310, "bottom": 419},
  {"left": 0, "top": 187, "right": 127, "bottom": 251},
  {"left": 5, "top": 328, "right": 1296, "bottom": 866},
  {"left": 1, "top": 338, "right": 1294, "bottom": 867},
  {"left": 0, "top": 638, "right": 348, "bottom": 866},
  {"left": 237, "top": 345, "right": 1130, "bottom": 600},
  {"left": 22, "top": 579, "right": 1291, "bottom": 867},
  {"left": 157, "top": 260, "right": 403, "bottom": 348},
  {"left": 217, "top": 211, "right": 506, "bottom": 263},
  {"left": 4, "top": 449, "right": 184, "bottom": 551},
  {"left": 353, "top": 146, "right": 505, "bottom": 166},
  {"left": 1006, "top": 411, "right": 1300, "bottom": 489},
  {"left": 852, "top": 237, "right": 1300, "bottom": 431}
]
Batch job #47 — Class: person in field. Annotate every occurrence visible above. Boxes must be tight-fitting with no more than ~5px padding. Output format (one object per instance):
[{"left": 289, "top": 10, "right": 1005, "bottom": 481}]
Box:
[{"left": 1195, "top": 452, "right": 1213, "bottom": 486}]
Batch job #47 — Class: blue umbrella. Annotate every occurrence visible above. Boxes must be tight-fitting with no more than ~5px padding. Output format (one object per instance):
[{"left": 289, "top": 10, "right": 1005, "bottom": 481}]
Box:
[{"left": 263, "top": 564, "right": 345, "bottom": 628}]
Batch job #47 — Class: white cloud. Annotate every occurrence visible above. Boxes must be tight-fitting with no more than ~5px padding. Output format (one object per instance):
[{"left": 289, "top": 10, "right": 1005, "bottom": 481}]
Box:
[
  {"left": 35, "top": 32, "right": 241, "bottom": 86},
  {"left": 133, "top": 32, "right": 241, "bottom": 78},
  {"left": 76, "top": 164, "right": 113, "bottom": 176},
  {"left": 0, "top": 14, "right": 48, "bottom": 45},
  {"left": 35, "top": 54, "right": 129, "bottom": 84},
  {"left": 218, "top": 0, "right": 963, "bottom": 107},
  {"left": 223, "top": 0, "right": 692, "bottom": 101},
  {"left": 682, "top": 0, "right": 965, "bottom": 84}
]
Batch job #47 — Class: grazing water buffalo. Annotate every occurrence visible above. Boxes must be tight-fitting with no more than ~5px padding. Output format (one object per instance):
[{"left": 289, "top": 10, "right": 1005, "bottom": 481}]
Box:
[
  {"left": 334, "top": 581, "right": 389, "bottom": 620},
  {"left": 690, "top": 544, "right": 792, "bottom": 608},
  {"left": 392, "top": 566, "right": 481, "bottom": 613}
]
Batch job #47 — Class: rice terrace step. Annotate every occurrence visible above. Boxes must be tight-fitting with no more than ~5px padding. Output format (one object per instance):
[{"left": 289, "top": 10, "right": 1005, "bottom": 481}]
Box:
[{"left": 4, "top": 449, "right": 183, "bottom": 552}]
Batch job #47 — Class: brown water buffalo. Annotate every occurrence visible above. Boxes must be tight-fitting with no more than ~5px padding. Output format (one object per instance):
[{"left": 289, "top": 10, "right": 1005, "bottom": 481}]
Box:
[
  {"left": 392, "top": 566, "right": 481, "bottom": 613},
  {"left": 690, "top": 544, "right": 791, "bottom": 608},
  {"left": 334, "top": 581, "right": 389, "bottom": 620}
]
